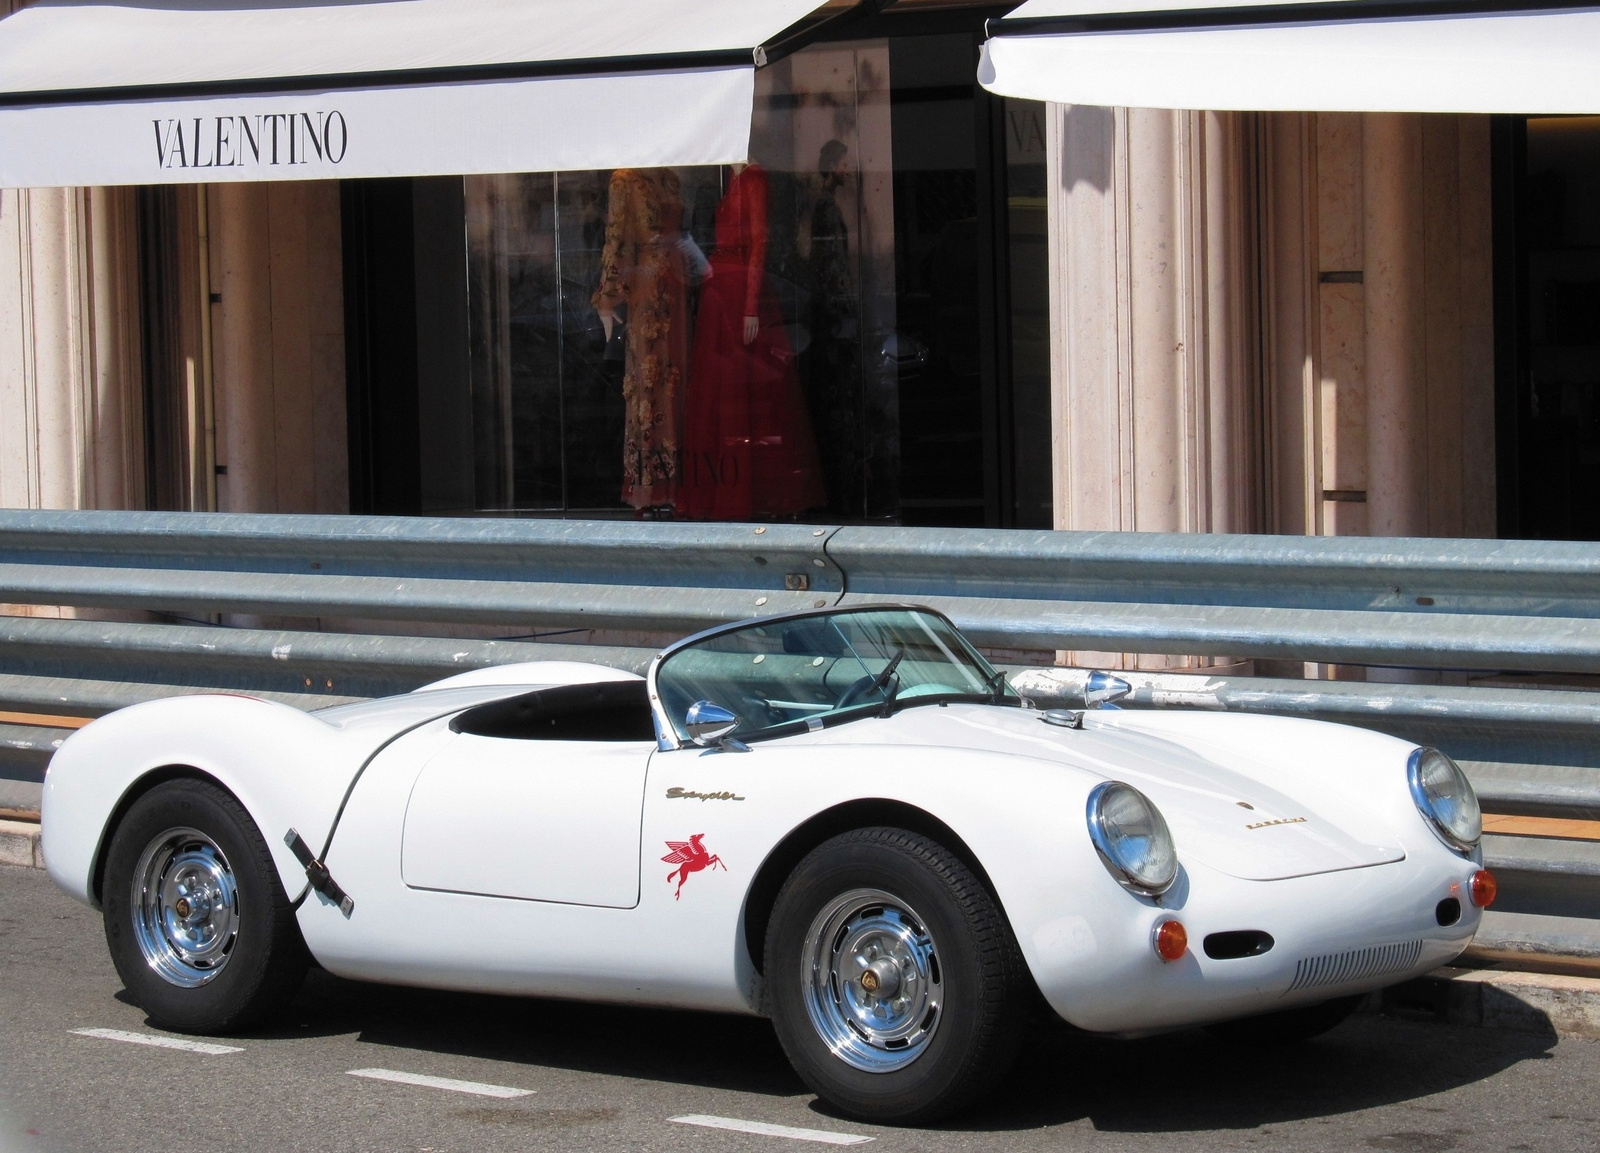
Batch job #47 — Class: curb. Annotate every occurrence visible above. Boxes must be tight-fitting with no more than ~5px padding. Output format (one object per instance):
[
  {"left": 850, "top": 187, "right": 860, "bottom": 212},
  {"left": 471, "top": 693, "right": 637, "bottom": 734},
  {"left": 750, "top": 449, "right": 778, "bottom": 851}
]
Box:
[
  {"left": 0, "top": 818, "right": 43, "bottom": 869},
  {"left": 1385, "top": 965, "right": 1600, "bottom": 1040}
]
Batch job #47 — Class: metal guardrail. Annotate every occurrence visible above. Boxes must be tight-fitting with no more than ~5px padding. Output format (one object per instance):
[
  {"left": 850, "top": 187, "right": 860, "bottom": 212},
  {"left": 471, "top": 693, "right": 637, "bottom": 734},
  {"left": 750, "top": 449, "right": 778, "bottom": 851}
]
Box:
[
  {"left": 0, "top": 510, "right": 1595, "bottom": 959},
  {"left": 0, "top": 511, "right": 845, "bottom": 632},
  {"left": 4, "top": 510, "right": 1600, "bottom": 668}
]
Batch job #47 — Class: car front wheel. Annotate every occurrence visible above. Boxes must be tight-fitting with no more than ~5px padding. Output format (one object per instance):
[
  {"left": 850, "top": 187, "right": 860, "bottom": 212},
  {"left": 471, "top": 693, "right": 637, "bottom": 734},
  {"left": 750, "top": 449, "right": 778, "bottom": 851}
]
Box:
[
  {"left": 102, "top": 778, "right": 307, "bottom": 1032},
  {"left": 764, "top": 827, "right": 1026, "bottom": 1125}
]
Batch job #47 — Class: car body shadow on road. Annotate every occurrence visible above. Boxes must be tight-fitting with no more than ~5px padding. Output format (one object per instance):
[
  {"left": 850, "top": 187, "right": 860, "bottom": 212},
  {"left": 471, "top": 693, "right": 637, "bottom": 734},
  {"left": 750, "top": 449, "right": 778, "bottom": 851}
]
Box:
[
  {"left": 911, "top": 1012, "right": 1558, "bottom": 1134},
  {"left": 283, "top": 968, "right": 809, "bottom": 1098},
  {"left": 258, "top": 966, "right": 1559, "bottom": 1134}
]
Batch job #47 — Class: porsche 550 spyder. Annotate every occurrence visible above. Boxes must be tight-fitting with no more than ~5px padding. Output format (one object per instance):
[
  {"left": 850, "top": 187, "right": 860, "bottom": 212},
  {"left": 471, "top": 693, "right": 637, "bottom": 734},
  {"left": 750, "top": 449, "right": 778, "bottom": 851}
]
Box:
[{"left": 42, "top": 605, "right": 1493, "bottom": 1123}]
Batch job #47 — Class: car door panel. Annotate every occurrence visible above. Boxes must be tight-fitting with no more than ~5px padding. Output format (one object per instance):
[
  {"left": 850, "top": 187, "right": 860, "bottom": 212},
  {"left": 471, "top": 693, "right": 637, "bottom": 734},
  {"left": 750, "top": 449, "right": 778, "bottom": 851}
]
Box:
[{"left": 401, "top": 733, "right": 652, "bottom": 908}]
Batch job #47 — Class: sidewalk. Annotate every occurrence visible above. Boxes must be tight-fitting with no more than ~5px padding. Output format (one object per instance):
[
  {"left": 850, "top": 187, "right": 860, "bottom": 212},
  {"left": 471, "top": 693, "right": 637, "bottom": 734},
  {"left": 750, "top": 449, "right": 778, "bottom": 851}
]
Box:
[
  {"left": 0, "top": 817, "right": 43, "bottom": 869},
  {"left": 1385, "top": 965, "right": 1600, "bottom": 1041}
]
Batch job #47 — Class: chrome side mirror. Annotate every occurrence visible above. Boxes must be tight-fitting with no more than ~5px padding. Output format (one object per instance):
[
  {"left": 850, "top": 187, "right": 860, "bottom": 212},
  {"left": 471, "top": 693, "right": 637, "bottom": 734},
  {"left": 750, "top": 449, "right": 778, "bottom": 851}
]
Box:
[
  {"left": 685, "top": 700, "right": 748, "bottom": 752},
  {"left": 1084, "top": 671, "right": 1132, "bottom": 709}
]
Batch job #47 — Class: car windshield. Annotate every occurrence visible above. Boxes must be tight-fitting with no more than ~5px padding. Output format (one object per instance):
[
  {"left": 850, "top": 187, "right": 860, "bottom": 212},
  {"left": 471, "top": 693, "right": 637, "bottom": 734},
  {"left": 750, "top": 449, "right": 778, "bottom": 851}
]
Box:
[{"left": 652, "top": 607, "right": 1013, "bottom": 744}]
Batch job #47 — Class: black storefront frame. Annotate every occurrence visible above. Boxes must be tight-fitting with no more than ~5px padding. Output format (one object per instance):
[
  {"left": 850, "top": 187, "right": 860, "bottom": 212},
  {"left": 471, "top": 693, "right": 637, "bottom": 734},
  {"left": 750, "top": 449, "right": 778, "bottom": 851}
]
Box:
[
  {"left": 1492, "top": 112, "right": 1600, "bottom": 542},
  {"left": 341, "top": 3, "right": 1036, "bottom": 528},
  {"left": 1492, "top": 113, "right": 1527, "bottom": 540}
]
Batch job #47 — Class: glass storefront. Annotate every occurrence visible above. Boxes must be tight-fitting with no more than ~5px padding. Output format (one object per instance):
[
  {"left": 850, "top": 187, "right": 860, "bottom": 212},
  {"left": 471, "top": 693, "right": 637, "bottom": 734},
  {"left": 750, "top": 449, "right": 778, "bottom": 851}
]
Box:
[
  {"left": 1500, "top": 115, "right": 1600, "bottom": 540},
  {"left": 344, "top": 20, "right": 1048, "bottom": 527}
]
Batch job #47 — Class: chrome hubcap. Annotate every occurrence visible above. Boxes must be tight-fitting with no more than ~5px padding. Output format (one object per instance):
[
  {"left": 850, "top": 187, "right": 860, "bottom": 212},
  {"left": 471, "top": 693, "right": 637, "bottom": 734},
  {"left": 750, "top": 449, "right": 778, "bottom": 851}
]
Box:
[
  {"left": 802, "top": 888, "right": 942, "bottom": 1073},
  {"left": 130, "top": 827, "right": 240, "bottom": 987}
]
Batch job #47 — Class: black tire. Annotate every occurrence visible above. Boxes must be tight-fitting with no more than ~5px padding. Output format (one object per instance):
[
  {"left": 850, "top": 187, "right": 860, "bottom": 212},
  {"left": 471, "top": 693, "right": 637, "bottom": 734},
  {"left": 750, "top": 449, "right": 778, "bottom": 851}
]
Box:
[
  {"left": 1203, "top": 994, "right": 1363, "bottom": 1046},
  {"left": 102, "top": 778, "right": 307, "bottom": 1032},
  {"left": 764, "top": 827, "right": 1026, "bottom": 1125}
]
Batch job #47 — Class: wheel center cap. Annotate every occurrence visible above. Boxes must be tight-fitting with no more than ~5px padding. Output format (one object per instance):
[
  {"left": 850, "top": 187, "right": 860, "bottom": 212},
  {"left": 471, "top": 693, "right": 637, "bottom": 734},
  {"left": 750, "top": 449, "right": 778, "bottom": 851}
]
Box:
[{"left": 861, "top": 958, "right": 901, "bottom": 999}]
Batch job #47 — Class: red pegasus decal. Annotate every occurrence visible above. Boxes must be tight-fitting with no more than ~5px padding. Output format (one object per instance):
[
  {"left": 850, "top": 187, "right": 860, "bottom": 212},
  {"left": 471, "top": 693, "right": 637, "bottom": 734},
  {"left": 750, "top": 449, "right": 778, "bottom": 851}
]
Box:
[{"left": 662, "top": 834, "right": 726, "bottom": 899}]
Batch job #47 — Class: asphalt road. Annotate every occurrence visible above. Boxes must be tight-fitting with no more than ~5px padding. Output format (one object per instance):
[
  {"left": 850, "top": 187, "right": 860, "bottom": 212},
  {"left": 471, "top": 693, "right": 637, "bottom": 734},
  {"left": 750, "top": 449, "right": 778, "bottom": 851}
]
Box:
[{"left": 3, "top": 862, "right": 1597, "bottom": 1153}]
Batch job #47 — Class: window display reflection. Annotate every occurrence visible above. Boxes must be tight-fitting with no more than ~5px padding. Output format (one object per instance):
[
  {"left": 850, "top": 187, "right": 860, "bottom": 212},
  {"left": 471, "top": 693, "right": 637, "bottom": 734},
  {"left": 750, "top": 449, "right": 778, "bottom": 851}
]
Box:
[
  {"left": 808, "top": 139, "right": 865, "bottom": 517},
  {"left": 592, "top": 167, "right": 690, "bottom": 511},
  {"left": 465, "top": 41, "right": 892, "bottom": 522},
  {"left": 679, "top": 160, "right": 826, "bottom": 520},
  {"left": 458, "top": 37, "right": 1046, "bottom": 526}
]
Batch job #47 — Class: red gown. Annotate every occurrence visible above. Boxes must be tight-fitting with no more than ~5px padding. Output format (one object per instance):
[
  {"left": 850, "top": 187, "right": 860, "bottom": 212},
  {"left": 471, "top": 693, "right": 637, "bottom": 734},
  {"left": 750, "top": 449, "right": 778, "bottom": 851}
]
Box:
[{"left": 679, "top": 164, "right": 826, "bottom": 520}]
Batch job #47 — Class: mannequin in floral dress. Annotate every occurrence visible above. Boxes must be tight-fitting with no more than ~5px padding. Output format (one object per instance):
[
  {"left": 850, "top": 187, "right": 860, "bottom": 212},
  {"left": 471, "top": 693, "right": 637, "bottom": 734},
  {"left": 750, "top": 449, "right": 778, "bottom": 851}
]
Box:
[
  {"left": 679, "top": 162, "right": 826, "bottom": 520},
  {"left": 592, "top": 167, "right": 689, "bottom": 511}
]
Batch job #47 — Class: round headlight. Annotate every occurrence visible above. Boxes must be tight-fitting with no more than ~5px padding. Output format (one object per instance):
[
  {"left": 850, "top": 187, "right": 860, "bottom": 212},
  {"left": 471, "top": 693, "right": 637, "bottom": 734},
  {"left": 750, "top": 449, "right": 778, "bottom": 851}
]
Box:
[
  {"left": 1408, "top": 747, "right": 1482, "bottom": 853},
  {"left": 1086, "top": 781, "right": 1178, "bottom": 895}
]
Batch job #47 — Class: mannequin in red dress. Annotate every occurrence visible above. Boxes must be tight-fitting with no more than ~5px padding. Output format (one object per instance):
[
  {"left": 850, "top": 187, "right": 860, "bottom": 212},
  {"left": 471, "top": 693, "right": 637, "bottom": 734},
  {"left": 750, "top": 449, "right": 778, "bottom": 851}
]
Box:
[{"left": 679, "top": 163, "right": 826, "bottom": 520}]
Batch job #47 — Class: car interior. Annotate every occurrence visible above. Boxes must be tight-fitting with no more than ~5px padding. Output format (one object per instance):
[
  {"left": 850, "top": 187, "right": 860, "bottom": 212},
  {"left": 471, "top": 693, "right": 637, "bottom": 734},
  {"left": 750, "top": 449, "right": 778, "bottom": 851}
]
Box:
[{"left": 450, "top": 680, "right": 657, "bottom": 742}]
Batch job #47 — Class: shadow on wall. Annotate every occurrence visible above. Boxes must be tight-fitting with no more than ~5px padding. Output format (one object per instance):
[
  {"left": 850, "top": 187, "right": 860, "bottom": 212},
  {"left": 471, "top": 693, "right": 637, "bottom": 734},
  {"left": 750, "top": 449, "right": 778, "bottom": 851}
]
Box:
[{"left": 1060, "top": 104, "right": 1114, "bottom": 195}]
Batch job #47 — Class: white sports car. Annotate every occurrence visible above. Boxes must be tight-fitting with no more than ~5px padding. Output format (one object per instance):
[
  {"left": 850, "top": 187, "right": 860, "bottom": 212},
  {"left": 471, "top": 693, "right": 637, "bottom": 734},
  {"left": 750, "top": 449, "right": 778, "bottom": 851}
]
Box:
[{"left": 42, "top": 605, "right": 1493, "bottom": 1123}]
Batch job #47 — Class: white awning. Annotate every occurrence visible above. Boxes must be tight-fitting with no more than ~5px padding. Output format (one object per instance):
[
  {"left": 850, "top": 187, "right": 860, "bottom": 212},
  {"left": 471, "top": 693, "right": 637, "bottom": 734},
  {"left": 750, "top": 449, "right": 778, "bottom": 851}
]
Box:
[
  {"left": 979, "top": 0, "right": 1600, "bottom": 114},
  {"left": 0, "top": 0, "right": 837, "bottom": 188}
]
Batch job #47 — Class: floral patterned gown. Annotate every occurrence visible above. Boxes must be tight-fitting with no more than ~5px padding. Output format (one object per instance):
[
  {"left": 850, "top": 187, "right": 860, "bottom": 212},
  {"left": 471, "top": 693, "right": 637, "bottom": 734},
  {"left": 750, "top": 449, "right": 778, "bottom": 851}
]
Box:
[{"left": 592, "top": 168, "right": 689, "bottom": 510}]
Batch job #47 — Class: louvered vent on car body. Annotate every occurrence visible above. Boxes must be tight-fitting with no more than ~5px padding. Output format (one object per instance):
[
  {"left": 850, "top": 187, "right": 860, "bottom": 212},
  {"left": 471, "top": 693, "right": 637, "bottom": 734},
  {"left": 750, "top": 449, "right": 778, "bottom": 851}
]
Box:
[{"left": 1286, "top": 940, "right": 1423, "bottom": 993}]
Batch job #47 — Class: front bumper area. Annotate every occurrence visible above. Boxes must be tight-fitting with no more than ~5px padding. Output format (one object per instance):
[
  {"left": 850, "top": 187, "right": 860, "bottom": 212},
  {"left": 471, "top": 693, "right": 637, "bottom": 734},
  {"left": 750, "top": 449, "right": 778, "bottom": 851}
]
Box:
[{"left": 1029, "top": 849, "right": 1482, "bottom": 1034}]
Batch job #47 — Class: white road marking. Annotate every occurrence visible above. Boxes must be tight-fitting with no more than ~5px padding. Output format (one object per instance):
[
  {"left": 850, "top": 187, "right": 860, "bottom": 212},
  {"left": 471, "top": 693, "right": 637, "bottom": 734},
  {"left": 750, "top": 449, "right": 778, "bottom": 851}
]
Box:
[
  {"left": 670, "top": 1115, "right": 874, "bottom": 1145},
  {"left": 345, "top": 1068, "right": 534, "bottom": 1099},
  {"left": 70, "top": 1028, "right": 242, "bottom": 1055}
]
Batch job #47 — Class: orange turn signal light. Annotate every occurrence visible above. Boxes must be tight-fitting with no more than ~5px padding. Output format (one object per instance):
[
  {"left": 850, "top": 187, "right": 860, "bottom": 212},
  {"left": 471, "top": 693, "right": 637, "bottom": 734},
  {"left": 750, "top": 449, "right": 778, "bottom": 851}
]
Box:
[
  {"left": 1154, "top": 919, "right": 1188, "bottom": 962},
  {"left": 1470, "top": 869, "right": 1497, "bottom": 909}
]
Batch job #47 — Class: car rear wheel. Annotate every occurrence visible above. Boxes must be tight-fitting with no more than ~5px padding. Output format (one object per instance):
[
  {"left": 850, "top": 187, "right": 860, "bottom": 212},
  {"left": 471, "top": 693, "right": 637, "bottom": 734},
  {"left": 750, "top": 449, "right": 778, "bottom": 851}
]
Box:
[
  {"left": 764, "top": 827, "right": 1026, "bottom": 1125},
  {"left": 102, "top": 778, "right": 307, "bottom": 1032},
  {"left": 1203, "top": 994, "right": 1363, "bottom": 1046}
]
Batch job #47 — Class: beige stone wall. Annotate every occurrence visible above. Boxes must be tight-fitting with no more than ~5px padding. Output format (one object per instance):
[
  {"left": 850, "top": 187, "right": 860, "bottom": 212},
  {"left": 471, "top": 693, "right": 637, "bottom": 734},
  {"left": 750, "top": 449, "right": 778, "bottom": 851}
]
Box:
[
  {"left": 1048, "top": 106, "right": 1496, "bottom": 544},
  {"left": 0, "top": 186, "right": 143, "bottom": 512},
  {"left": 1045, "top": 106, "right": 1262, "bottom": 538},
  {"left": 0, "top": 174, "right": 348, "bottom": 522},
  {"left": 210, "top": 181, "right": 349, "bottom": 515},
  {"left": 1303, "top": 113, "right": 1496, "bottom": 540}
]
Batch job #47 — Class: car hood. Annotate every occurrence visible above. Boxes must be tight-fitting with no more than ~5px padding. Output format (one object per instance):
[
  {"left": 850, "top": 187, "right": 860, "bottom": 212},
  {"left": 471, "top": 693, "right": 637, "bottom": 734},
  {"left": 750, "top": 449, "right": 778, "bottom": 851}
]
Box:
[{"left": 837, "top": 704, "right": 1405, "bottom": 882}]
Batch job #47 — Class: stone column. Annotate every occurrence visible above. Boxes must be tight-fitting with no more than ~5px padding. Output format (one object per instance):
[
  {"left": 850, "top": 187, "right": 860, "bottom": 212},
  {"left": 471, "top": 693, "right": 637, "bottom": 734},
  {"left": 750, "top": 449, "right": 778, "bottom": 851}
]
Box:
[
  {"left": 1363, "top": 113, "right": 1429, "bottom": 538},
  {"left": 0, "top": 186, "right": 142, "bottom": 512},
  {"left": 1047, "top": 105, "right": 1260, "bottom": 539},
  {"left": 1201, "top": 110, "right": 1262, "bottom": 537},
  {"left": 83, "top": 187, "right": 145, "bottom": 510},
  {"left": 1260, "top": 113, "right": 1320, "bottom": 537},
  {"left": 209, "top": 180, "right": 348, "bottom": 516}
]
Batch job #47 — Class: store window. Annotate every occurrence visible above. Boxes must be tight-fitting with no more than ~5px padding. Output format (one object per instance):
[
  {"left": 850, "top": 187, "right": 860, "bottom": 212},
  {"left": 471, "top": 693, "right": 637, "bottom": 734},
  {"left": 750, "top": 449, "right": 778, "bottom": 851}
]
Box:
[
  {"left": 1002, "top": 96, "right": 1051, "bottom": 529},
  {"left": 344, "top": 31, "right": 1048, "bottom": 527},
  {"left": 1499, "top": 115, "right": 1600, "bottom": 539}
]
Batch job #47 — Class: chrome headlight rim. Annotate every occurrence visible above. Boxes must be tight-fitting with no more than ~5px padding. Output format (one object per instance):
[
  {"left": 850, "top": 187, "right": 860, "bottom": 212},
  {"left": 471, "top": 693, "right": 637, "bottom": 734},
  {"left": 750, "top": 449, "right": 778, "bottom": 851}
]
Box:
[
  {"left": 1407, "top": 746, "right": 1482, "bottom": 856},
  {"left": 1085, "top": 780, "right": 1179, "bottom": 896}
]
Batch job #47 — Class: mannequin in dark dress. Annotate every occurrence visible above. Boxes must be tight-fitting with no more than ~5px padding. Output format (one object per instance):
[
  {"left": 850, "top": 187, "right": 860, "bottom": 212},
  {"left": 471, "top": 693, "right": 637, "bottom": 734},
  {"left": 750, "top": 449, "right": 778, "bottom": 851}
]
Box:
[{"left": 805, "top": 139, "right": 863, "bottom": 519}]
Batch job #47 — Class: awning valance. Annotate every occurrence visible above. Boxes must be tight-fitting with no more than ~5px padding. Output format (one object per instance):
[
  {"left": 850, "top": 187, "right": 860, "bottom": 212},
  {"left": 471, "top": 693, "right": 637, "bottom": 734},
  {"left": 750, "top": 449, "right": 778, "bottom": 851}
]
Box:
[
  {"left": 0, "top": 0, "right": 840, "bottom": 188},
  {"left": 979, "top": 0, "right": 1600, "bottom": 114}
]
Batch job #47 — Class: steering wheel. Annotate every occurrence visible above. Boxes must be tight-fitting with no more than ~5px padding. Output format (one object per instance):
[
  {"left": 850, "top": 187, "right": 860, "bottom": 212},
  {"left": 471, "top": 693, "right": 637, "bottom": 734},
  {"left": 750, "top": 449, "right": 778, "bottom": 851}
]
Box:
[
  {"left": 834, "top": 673, "right": 881, "bottom": 710},
  {"left": 835, "top": 648, "right": 907, "bottom": 710}
]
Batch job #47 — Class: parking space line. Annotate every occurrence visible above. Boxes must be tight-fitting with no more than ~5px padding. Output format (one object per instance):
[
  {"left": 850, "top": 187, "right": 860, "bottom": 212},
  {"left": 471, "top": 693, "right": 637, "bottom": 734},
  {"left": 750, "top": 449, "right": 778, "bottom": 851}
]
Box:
[
  {"left": 345, "top": 1067, "right": 535, "bottom": 1098},
  {"left": 670, "top": 1115, "right": 874, "bottom": 1145},
  {"left": 70, "top": 1028, "right": 243, "bottom": 1055}
]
